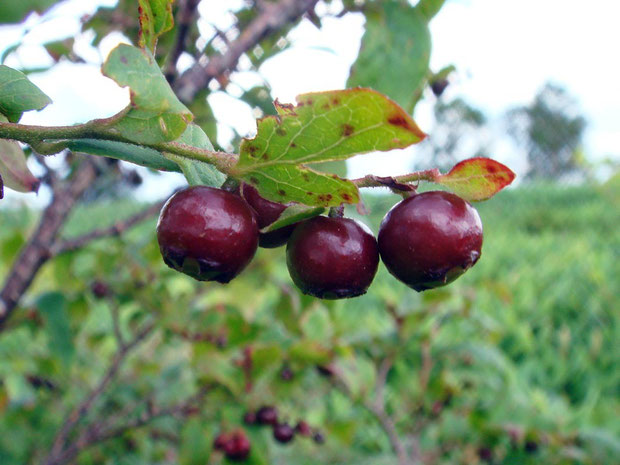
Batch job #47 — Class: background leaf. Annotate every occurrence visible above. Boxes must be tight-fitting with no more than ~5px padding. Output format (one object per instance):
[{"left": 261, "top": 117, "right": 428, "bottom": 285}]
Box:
[
  {"left": 347, "top": 0, "right": 432, "bottom": 112},
  {"left": 36, "top": 292, "right": 75, "bottom": 367},
  {"left": 138, "top": 0, "right": 175, "bottom": 54},
  {"left": 0, "top": 0, "right": 55, "bottom": 24},
  {"left": 0, "top": 65, "right": 52, "bottom": 122},
  {"left": 235, "top": 89, "right": 426, "bottom": 207},
  {"left": 64, "top": 138, "right": 180, "bottom": 171},
  {"left": 102, "top": 44, "right": 193, "bottom": 144},
  {"left": 164, "top": 124, "right": 226, "bottom": 187},
  {"left": 436, "top": 157, "right": 516, "bottom": 201}
]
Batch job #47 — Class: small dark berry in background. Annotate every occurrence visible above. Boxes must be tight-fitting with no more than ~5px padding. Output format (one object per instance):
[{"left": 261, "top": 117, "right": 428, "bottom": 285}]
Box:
[
  {"left": 431, "top": 78, "right": 449, "bottom": 97},
  {"left": 224, "top": 430, "right": 251, "bottom": 462},
  {"left": 316, "top": 365, "right": 335, "bottom": 377},
  {"left": 280, "top": 365, "right": 294, "bottom": 381},
  {"left": 525, "top": 440, "right": 539, "bottom": 454},
  {"left": 243, "top": 411, "right": 257, "bottom": 425},
  {"left": 295, "top": 420, "right": 312, "bottom": 437},
  {"left": 91, "top": 280, "right": 110, "bottom": 299},
  {"left": 213, "top": 432, "right": 230, "bottom": 451},
  {"left": 477, "top": 446, "right": 493, "bottom": 462},
  {"left": 313, "top": 432, "right": 325, "bottom": 444},
  {"left": 273, "top": 423, "right": 295, "bottom": 444},
  {"left": 256, "top": 405, "right": 278, "bottom": 426}
]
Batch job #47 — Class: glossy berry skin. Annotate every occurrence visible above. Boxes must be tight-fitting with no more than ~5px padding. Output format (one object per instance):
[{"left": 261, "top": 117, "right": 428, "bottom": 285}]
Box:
[
  {"left": 157, "top": 186, "right": 258, "bottom": 283},
  {"left": 241, "top": 183, "right": 296, "bottom": 248},
  {"left": 273, "top": 423, "right": 295, "bottom": 444},
  {"left": 223, "top": 430, "right": 251, "bottom": 462},
  {"left": 378, "top": 191, "right": 483, "bottom": 292},
  {"left": 286, "top": 217, "right": 379, "bottom": 299},
  {"left": 256, "top": 406, "right": 278, "bottom": 426}
]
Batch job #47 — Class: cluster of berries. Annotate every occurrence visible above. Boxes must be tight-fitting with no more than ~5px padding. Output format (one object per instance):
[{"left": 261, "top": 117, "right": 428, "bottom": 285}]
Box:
[
  {"left": 156, "top": 184, "right": 483, "bottom": 298},
  {"left": 213, "top": 406, "right": 323, "bottom": 462}
]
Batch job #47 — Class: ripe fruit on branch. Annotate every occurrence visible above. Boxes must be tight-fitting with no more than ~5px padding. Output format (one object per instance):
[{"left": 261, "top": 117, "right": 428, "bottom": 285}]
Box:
[
  {"left": 156, "top": 186, "right": 258, "bottom": 283},
  {"left": 214, "top": 430, "right": 251, "bottom": 462},
  {"left": 273, "top": 423, "right": 295, "bottom": 444},
  {"left": 378, "top": 191, "right": 483, "bottom": 291},
  {"left": 241, "top": 183, "right": 297, "bottom": 248},
  {"left": 286, "top": 216, "right": 379, "bottom": 299},
  {"left": 256, "top": 405, "right": 278, "bottom": 426}
]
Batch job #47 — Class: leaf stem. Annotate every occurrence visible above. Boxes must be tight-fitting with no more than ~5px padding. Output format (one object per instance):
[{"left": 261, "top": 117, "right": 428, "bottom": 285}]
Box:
[
  {"left": 0, "top": 118, "right": 238, "bottom": 174},
  {"left": 352, "top": 169, "right": 440, "bottom": 189}
]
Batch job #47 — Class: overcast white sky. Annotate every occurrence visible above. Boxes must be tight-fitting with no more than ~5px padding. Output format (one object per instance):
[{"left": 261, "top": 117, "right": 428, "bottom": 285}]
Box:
[{"left": 1, "top": 0, "right": 618, "bottom": 205}]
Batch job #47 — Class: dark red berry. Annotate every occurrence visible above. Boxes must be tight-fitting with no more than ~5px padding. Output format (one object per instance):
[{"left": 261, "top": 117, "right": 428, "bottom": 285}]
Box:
[
  {"left": 378, "top": 191, "right": 483, "bottom": 291},
  {"left": 273, "top": 423, "right": 295, "bottom": 444},
  {"left": 477, "top": 446, "right": 493, "bottom": 462},
  {"left": 90, "top": 280, "right": 110, "bottom": 299},
  {"left": 316, "top": 365, "right": 335, "bottom": 377},
  {"left": 525, "top": 440, "right": 539, "bottom": 454},
  {"left": 256, "top": 406, "right": 278, "bottom": 426},
  {"left": 241, "top": 183, "right": 296, "bottom": 248},
  {"left": 280, "top": 365, "right": 294, "bottom": 381},
  {"left": 286, "top": 216, "right": 379, "bottom": 299},
  {"left": 157, "top": 186, "right": 259, "bottom": 283},
  {"left": 213, "top": 432, "right": 230, "bottom": 451},
  {"left": 295, "top": 420, "right": 312, "bottom": 437},
  {"left": 224, "top": 430, "right": 251, "bottom": 461},
  {"left": 243, "top": 411, "right": 257, "bottom": 425},
  {"left": 313, "top": 432, "right": 325, "bottom": 444},
  {"left": 431, "top": 78, "right": 449, "bottom": 97}
]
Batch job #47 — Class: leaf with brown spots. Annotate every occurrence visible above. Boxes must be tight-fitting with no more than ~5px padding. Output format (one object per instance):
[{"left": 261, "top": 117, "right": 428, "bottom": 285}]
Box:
[
  {"left": 436, "top": 157, "right": 516, "bottom": 201},
  {"left": 234, "top": 88, "right": 426, "bottom": 207},
  {"left": 138, "top": 0, "right": 174, "bottom": 54}
]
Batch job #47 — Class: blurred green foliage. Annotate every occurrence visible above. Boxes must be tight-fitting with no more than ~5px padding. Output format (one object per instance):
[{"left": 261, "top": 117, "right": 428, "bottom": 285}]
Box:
[{"left": 0, "top": 183, "right": 617, "bottom": 464}]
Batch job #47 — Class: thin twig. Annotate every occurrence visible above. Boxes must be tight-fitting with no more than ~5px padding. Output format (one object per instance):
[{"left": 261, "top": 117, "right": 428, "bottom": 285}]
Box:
[
  {"left": 174, "top": 0, "right": 319, "bottom": 102},
  {"left": 46, "top": 321, "right": 155, "bottom": 463},
  {"left": 164, "top": 0, "right": 201, "bottom": 82},
  {"left": 0, "top": 159, "right": 97, "bottom": 330},
  {"left": 47, "top": 385, "right": 209, "bottom": 465},
  {"left": 51, "top": 200, "right": 165, "bottom": 255},
  {"left": 351, "top": 169, "right": 441, "bottom": 189},
  {"left": 368, "top": 355, "right": 413, "bottom": 465}
]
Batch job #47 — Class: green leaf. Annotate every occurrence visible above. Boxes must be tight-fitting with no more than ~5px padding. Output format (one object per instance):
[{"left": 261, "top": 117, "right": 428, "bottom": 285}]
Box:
[
  {"left": 289, "top": 340, "right": 330, "bottom": 364},
  {"left": 235, "top": 89, "right": 426, "bottom": 207},
  {"left": 347, "top": 1, "right": 431, "bottom": 112},
  {"left": 436, "top": 157, "right": 516, "bottom": 201},
  {"left": 261, "top": 203, "right": 324, "bottom": 233},
  {"left": 102, "top": 44, "right": 193, "bottom": 144},
  {"left": 138, "top": 0, "right": 175, "bottom": 54},
  {"left": 0, "top": 0, "right": 55, "bottom": 24},
  {"left": 0, "top": 137, "right": 40, "bottom": 193},
  {"left": 164, "top": 124, "right": 226, "bottom": 187},
  {"left": 0, "top": 65, "right": 52, "bottom": 122},
  {"left": 64, "top": 139, "right": 180, "bottom": 172},
  {"left": 417, "top": 0, "right": 447, "bottom": 20},
  {"left": 179, "top": 418, "right": 211, "bottom": 465},
  {"left": 37, "top": 292, "right": 75, "bottom": 367}
]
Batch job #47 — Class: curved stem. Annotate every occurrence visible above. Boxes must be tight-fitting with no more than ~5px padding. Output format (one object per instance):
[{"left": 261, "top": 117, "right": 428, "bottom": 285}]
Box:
[
  {"left": 352, "top": 169, "right": 441, "bottom": 189},
  {"left": 0, "top": 119, "right": 237, "bottom": 173}
]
